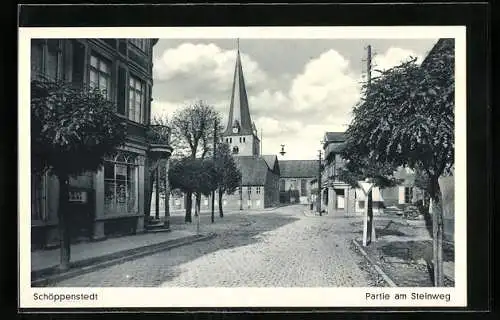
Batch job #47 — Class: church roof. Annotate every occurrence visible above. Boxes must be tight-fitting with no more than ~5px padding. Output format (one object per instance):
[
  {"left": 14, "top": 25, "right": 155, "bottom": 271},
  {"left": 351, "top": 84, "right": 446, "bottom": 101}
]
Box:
[
  {"left": 224, "top": 49, "right": 254, "bottom": 136},
  {"left": 279, "top": 160, "right": 318, "bottom": 178},
  {"left": 234, "top": 155, "right": 278, "bottom": 186}
]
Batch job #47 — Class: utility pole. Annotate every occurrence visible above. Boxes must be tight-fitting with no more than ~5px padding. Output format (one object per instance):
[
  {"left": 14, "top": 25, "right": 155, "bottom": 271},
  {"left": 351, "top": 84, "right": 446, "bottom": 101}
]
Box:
[
  {"left": 367, "top": 44, "right": 372, "bottom": 86},
  {"left": 317, "top": 150, "right": 322, "bottom": 216},
  {"left": 211, "top": 118, "right": 217, "bottom": 223}
]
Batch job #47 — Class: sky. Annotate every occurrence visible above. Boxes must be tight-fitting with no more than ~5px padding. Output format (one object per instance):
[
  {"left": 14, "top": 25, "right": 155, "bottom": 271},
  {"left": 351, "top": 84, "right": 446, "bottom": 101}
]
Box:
[{"left": 151, "top": 38, "right": 438, "bottom": 160}]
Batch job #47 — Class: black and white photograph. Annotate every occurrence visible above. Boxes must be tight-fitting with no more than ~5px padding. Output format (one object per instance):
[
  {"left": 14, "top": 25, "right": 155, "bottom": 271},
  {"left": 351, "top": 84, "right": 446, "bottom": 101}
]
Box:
[{"left": 19, "top": 26, "right": 466, "bottom": 308}]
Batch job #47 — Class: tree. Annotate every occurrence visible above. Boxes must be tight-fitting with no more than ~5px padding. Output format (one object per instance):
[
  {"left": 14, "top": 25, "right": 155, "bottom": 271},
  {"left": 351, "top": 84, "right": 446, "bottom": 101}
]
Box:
[
  {"left": 344, "top": 39, "right": 454, "bottom": 286},
  {"left": 170, "top": 101, "right": 221, "bottom": 222},
  {"left": 214, "top": 143, "right": 241, "bottom": 218},
  {"left": 168, "top": 157, "right": 219, "bottom": 220},
  {"left": 337, "top": 152, "right": 401, "bottom": 245},
  {"left": 31, "top": 79, "right": 127, "bottom": 271}
]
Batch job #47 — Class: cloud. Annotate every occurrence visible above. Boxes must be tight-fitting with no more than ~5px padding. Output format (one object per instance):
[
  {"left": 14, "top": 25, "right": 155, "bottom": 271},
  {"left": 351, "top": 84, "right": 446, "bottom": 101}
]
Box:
[
  {"left": 152, "top": 42, "right": 428, "bottom": 160},
  {"left": 372, "top": 47, "right": 423, "bottom": 72},
  {"left": 153, "top": 43, "right": 267, "bottom": 103}
]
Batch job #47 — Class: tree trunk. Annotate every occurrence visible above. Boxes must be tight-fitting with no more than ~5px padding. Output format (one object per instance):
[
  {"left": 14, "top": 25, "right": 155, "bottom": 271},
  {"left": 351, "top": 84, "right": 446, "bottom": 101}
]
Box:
[
  {"left": 185, "top": 192, "right": 192, "bottom": 223},
  {"left": 155, "top": 167, "right": 160, "bottom": 219},
  {"left": 195, "top": 192, "right": 201, "bottom": 216},
  {"left": 211, "top": 190, "right": 215, "bottom": 223},
  {"left": 368, "top": 189, "right": 376, "bottom": 244},
  {"left": 57, "top": 173, "right": 71, "bottom": 271},
  {"left": 218, "top": 188, "right": 224, "bottom": 218},
  {"left": 164, "top": 160, "right": 170, "bottom": 228},
  {"left": 430, "top": 175, "right": 445, "bottom": 286}
]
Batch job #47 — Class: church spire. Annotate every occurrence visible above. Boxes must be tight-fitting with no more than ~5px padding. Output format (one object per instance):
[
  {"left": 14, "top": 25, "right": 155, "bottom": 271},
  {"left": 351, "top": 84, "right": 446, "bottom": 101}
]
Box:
[{"left": 225, "top": 40, "right": 253, "bottom": 135}]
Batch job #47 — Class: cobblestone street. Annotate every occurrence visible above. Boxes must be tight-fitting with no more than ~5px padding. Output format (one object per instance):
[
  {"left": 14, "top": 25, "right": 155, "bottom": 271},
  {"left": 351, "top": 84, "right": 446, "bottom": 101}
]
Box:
[{"left": 54, "top": 205, "right": 373, "bottom": 287}]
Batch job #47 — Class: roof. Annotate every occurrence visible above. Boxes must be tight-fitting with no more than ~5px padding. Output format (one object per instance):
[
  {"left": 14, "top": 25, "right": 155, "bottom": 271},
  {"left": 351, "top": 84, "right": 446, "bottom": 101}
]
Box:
[
  {"left": 324, "top": 132, "right": 346, "bottom": 143},
  {"left": 421, "top": 38, "right": 454, "bottom": 68},
  {"left": 234, "top": 156, "right": 277, "bottom": 186},
  {"left": 224, "top": 50, "right": 254, "bottom": 136},
  {"left": 261, "top": 155, "right": 279, "bottom": 172},
  {"left": 279, "top": 160, "right": 318, "bottom": 178}
]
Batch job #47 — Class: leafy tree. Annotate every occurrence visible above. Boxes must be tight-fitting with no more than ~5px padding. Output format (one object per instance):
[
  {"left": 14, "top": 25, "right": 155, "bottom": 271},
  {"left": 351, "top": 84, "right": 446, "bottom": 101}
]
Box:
[
  {"left": 170, "top": 101, "right": 221, "bottom": 222},
  {"left": 168, "top": 157, "right": 219, "bottom": 218},
  {"left": 31, "top": 79, "right": 127, "bottom": 271},
  {"left": 345, "top": 39, "right": 454, "bottom": 286},
  {"left": 214, "top": 143, "right": 242, "bottom": 218},
  {"left": 336, "top": 152, "right": 401, "bottom": 244}
]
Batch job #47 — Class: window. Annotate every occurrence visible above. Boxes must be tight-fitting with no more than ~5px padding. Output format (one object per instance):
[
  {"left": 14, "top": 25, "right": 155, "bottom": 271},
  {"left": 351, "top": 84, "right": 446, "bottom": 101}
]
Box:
[
  {"left": 31, "top": 40, "right": 44, "bottom": 77},
  {"left": 279, "top": 179, "right": 285, "bottom": 191},
  {"left": 248, "top": 187, "right": 252, "bottom": 198},
  {"left": 31, "top": 172, "right": 47, "bottom": 221},
  {"left": 243, "top": 137, "right": 246, "bottom": 143},
  {"left": 89, "top": 54, "right": 111, "bottom": 99},
  {"left": 128, "top": 75, "right": 144, "bottom": 123},
  {"left": 230, "top": 138, "right": 232, "bottom": 143},
  {"left": 104, "top": 152, "right": 139, "bottom": 213},
  {"left": 256, "top": 187, "right": 261, "bottom": 194},
  {"left": 301, "top": 179, "right": 307, "bottom": 196},
  {"left": 405, "top": 187, "right": 413, "bottom": 203},
  {"left": 130, "top": 38, "right": 147, "bottom": 51},
  {"left": 31, "top": 39, "right": 62, "bottom": 80},
  {"left": 239, "top": 137, "right": 242, "bottom": 143},
  {"left": 232, "top": 146, "right": 239, "bottom": 154}
]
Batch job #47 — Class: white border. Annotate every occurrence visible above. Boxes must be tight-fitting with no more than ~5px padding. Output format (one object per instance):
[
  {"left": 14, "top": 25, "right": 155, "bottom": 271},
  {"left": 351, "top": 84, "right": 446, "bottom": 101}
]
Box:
[{"left": 19, "top": 26, "right": 466, "bottom": 309}]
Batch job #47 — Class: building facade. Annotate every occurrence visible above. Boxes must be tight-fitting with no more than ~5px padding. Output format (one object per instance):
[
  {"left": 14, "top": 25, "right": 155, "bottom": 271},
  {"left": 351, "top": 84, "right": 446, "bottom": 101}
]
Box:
[
  {"left": 30, "top": 38, "right": 170, "bottom": 249},
  {"left": 279, "top": 160, "right": 318, "bottom": 204}
]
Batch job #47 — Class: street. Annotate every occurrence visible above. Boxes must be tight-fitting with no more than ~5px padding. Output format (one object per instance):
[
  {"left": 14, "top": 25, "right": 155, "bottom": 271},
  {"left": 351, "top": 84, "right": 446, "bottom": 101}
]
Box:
[{"left": 54, "top": 205, "right": 375, "bottom": 287}]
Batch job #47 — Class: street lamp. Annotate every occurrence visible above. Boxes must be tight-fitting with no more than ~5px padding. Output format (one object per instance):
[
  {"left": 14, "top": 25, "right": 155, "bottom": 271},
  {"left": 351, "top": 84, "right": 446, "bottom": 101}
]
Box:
[{"left": 279, "top": 144, "right": 286, "bottom": 156}]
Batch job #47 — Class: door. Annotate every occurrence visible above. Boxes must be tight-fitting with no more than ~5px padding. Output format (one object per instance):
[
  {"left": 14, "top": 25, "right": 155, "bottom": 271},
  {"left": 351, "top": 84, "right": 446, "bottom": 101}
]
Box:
[{"left": 335, "top": 188, "right": 345, "bottom": 209}]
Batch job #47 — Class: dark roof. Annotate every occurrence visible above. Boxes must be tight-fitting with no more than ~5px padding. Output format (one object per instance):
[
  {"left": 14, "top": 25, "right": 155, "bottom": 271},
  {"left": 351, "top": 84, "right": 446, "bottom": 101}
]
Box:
[
  {"left": 279, "top": 160, "right": 318, "bottom": 178},
  {"left": 261, "top": 155, "right": 279, "bottom": 172},
  {"left": 324, "top": 132, "right": 346, "bottom": 143},
  {"left": 234, "top": 156, "right": 274, "bottom": 186},
  {"left": 421, "top": 38, "right": 454, "bottom": 68},
  {"left": 224, "top": 50, "right": 254, "bottom": 136}
]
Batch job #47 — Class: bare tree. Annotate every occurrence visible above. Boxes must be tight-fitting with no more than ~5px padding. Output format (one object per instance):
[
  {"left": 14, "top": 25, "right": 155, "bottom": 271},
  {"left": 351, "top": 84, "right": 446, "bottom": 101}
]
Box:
[{"left": 170, "top": 101, "right": 221, "bottom": 222}]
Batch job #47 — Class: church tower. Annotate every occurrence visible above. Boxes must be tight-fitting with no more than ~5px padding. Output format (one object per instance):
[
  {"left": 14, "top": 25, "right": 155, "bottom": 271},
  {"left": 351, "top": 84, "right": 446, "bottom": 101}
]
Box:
[{"left": 222, "top": 42, "right": 260, "bottom": 157}]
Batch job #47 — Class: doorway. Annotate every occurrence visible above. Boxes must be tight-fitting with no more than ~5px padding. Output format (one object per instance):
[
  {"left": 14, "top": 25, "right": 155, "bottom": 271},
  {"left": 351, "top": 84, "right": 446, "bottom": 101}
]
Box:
[{"left": 335, "top": 188, "right": 345, "bottom": 209}]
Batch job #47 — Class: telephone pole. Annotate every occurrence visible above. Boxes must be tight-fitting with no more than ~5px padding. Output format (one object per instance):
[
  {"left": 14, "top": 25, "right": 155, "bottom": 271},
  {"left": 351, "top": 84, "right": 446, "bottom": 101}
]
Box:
[
  {"left": 317, "top": 150, "right": 322, "bottom": 216},
  {"left": 366, "top": 44, "right": 372, "bottom": 86}
]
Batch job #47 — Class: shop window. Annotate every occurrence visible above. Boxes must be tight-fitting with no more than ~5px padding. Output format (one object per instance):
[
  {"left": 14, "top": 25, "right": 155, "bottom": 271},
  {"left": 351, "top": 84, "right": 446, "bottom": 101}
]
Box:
[
  {"left": 104, "top": 152, "right": 139, "bottom": 213},
  {"left": 31, "top": 172, "right": 47, "bottom": 221},
  {"left": 232, "top": 146, "right": 239, "bottom": 154}
]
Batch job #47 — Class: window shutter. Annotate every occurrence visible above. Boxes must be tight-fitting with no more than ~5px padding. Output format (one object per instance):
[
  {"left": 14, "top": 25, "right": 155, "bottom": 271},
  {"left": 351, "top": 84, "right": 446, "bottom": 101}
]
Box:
[
  {"left": 398, "top": 186, "right": 405, "bottom": 204},
  {"left": 117, "top": 66, "right": 127, "bottom": 115}
]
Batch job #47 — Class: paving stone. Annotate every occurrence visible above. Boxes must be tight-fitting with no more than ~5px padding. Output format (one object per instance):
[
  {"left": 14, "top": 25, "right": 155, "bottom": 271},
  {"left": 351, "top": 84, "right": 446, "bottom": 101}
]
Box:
[{"left": 54, "top": 205, "right": 372, "bottom": 287}]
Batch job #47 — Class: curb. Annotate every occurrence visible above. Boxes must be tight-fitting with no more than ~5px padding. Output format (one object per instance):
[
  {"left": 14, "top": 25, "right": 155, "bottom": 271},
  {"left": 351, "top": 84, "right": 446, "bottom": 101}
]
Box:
[
  {"left": 352, "top": 239, "right": 397, "bottom": 287},
  {"left": 31, "top": 232, "right": 217, "bottom": 287}
]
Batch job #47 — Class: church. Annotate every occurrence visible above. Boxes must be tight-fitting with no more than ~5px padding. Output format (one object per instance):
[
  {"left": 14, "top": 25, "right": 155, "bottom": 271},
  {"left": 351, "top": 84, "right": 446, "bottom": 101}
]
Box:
[{"left": 168, "top": 45, "right": 280, "bottom": 212}]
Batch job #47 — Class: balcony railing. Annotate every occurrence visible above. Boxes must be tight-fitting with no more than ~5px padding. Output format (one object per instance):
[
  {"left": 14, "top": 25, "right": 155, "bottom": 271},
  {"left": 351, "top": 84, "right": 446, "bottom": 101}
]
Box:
[{"left": 146, "top": 125, "right": 171, "bottom": 146}]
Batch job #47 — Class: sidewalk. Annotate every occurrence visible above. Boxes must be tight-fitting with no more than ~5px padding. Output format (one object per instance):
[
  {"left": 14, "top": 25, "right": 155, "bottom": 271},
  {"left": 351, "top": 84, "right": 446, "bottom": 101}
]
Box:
[{"left": 31, "top": 229, "right": 213, "bottom": 286}]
